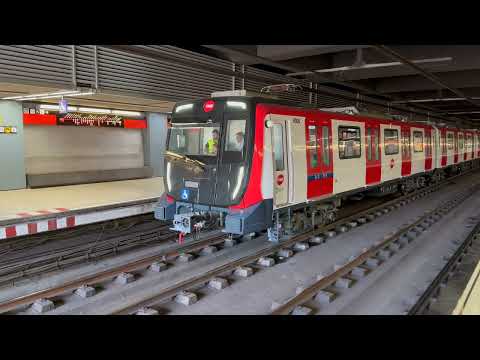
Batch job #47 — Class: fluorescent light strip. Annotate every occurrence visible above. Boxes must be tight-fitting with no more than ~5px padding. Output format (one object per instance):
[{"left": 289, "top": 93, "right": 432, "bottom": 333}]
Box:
[
  {"left": 3, "top": 90, "right": 82, "bottom": 100},
  {"left": 227, "top": 101, "right": 247, "bottom": 110},
  {"left": 3, "top": 90, "right": 95, "bottom": 101},
  {"left": 112, "top": 110, "right": 142, "bottom": 117},
  {"left": 78, "top": 107, "right": 111, "bottom": 114},
  {"left": 38, "top": 104, "right": 143, "bottom": 116},
  {"left": 175, "top": 103, "right": 193, "bottom": 113},
  {"left": 39, "top": 104, "right": 79, "bottom": 111}
]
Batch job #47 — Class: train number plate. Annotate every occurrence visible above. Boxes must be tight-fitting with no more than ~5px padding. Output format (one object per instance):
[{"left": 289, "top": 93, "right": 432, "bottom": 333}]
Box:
[{"left": 185, "top": 181, "right": 199, "bottom": 188}]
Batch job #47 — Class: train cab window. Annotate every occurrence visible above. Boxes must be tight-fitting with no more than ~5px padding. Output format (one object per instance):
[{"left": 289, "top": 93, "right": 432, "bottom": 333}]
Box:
[
  {"left": 447, "top": 133, "right": 454, "bottom": 150},
  {"left": 272, "top": 124, "right": 285, "bottom": 171},
  {"left": 413, "top": 131, "right": 424, "bottom": 152},
  {"left": 384, "top": 129, "right": 399, "bottom": 155},
  {"left": 338, "top": 126, "right": 361, "bottom": 159},
  {"left": 167, "top": 122, "right": 221, "bottom": 158},
  {"left": 224, "top": 120, "right": 246, "bottom": 151},
  {"left": 322, "top": 126, "right": 330, "bottom": 166},
  {"left": 223, "top": 119, "right": 246, "bottom": 162},
  {"left": 307, "top": 125, "right": 319, "bottom": 168}
]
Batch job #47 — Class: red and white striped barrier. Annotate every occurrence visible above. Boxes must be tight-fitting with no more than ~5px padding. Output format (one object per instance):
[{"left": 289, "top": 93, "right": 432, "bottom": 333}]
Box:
[{"left": 0, "top": 202, "right": 156, "bottom": 240}]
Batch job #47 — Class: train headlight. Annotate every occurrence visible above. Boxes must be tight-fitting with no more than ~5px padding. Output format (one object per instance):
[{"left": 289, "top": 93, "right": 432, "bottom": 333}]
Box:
[{"left": 166, "top": 162, "right": 172, "bottom": 192}]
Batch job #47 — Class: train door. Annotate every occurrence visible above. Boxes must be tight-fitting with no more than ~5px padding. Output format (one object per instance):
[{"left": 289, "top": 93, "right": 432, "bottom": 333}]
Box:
[
  {"left": 401, "top": 126, "right": 412, "bottom": 176},
  {"left": 365, "top": 121, "right": 381, "bottom": 184},
  {"left": 305, "top": 118, "right": 333, "bottom": 199},
  {"left": 270, "top": 117, "right": 289, "bottom": 207},
  {"left": 441, "top": 129, "right": 447, "bottom": 167},
  {"left": 477, "top": 132, "right": 480, "bottom": 158},
  {"left": 425, "top": 128, "right": 433, "bottom": 170},
  {"left": 458, "top": 132, "right": 464, "bottom": 162},
  {"left": 380, "top": 124, "right": 402, "bottom": 182},
  {"left": 454, "top": 131, "right": 459, "bottom": 164}
]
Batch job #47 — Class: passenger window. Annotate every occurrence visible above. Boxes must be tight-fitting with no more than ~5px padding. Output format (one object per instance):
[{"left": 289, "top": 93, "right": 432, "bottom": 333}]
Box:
[
  {"left": 224, "top": 119, "right": 246, "bottom": 152},
  {"left": 272, "top": 124, "right": 285, "bottom": 171},
  {"left": 459, "top": 134, "right": 464, "bottom": 150},
  {"left": 384, "top": 129, "right": 399, "bottom": 155},
  {"left": 447, "top": 133, "right": 454, "bottom": 150},
  {"left": 338, "top": 126, "right": 361, "bottom": 159},
  {"left": 308, "top": 125, "right": 318, "bottom": 168},
  {"left": 413, "top": 131, "right": 423, "bottom": 152},
  {"left": 322, "top": 126, "right": 330, "bottom": 166},
  {"left": 374, "top": 129, "right": 379, "bottom": 160}
]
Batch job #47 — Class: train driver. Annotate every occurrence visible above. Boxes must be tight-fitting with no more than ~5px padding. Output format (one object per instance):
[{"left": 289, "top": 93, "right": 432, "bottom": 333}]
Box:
[
  {"left": 205, "top": 129, "right": 220, "bottom": 155},
  {"left": 235, "top": 131, "right": 245, "bottom": 151}
]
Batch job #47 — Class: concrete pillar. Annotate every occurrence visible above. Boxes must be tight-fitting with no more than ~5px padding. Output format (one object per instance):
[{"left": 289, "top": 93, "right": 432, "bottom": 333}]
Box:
[
  {"left": 143, "top": 112, "right": 168, "bottom": 177},
  {"left": 0, "top": 101, "right": 26, "bottom": 190}
]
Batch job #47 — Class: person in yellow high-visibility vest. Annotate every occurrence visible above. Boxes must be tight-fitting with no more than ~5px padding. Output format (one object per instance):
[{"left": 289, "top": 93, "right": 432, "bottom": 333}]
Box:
[{"left": 205, "top": 129, "right": 219, "bottom": 155}]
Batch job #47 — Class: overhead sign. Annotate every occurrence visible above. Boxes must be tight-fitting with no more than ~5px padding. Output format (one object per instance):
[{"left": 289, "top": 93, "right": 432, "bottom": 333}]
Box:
[
  {"left": 58, "top": 113, "right": 125, "bottom": 128},
  {"left": 59, "top": 99, "right": 68, "bottom": 114},
  {"left": 0, "top": 126, "right": 18, "bottom": 134}
]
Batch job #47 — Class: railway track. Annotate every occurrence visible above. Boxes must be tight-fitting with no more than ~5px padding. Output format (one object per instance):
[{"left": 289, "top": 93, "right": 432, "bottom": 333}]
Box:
[
  {"left": 0, "top": 215, "right": 175, "bottom": 286},
  {"left": 270, "top": 184, "right": 479, "bottom": 315},
  {"left": 409, "top": 220, "right": 480, "bottom": 315},
  {"left": 1, "top": 168, "right": 476, "bottom": 315}
]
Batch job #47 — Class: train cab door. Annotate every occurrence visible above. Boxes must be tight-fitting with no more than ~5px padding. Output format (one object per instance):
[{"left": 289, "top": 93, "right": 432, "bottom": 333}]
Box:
[
  {"left": 270, "top": 117, "right": 289, "bottom": 207},
  {"left": 365, "top": 121, "right": 381, "bottom": 185}
]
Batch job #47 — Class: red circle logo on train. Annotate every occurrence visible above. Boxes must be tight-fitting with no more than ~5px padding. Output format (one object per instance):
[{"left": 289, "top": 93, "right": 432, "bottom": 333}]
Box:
[{"left": 277, "top": 174, "right": 284, "bottom": 185}]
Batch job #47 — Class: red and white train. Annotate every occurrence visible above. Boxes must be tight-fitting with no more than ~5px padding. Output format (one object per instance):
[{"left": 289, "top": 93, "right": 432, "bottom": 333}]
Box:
[{"left": 155, "top": 89, "right": 480, "bottom": 241}]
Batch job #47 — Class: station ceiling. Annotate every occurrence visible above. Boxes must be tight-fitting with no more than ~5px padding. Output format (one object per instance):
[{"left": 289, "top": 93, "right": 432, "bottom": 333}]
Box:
[{"left": 195, "top": 45, "right": 480, "bottom": 128}]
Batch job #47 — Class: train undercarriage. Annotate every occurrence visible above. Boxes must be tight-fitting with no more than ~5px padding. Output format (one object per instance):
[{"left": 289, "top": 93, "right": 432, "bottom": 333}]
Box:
[{"left": 157, "top": 159, "right": 480, "bottom": 244}]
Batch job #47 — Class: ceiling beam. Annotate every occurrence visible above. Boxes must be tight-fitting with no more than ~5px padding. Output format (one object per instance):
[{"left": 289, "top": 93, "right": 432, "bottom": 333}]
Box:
[
  {"left": 104, "top": 45, "right": 471, "bottom": 128},
  {"left": 373, "top": 45, "right": 480, "bottom": 110}
]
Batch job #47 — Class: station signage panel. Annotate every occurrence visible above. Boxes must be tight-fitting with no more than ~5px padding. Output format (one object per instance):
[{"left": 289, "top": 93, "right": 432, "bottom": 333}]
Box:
[
  {"left": 0, "top": 126, "right": 17, "bottom": 134},
  {"left": 57, "top": 113, "right": 125, "bottom": 128},
  {"left": 23, "top": 113, "right": 147, "bottom": 129}
]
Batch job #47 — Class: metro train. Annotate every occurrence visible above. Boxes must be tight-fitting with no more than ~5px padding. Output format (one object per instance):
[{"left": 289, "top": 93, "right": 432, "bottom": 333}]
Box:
[{"left": 155, "top": 89, "right": 480, "bottom": 242}]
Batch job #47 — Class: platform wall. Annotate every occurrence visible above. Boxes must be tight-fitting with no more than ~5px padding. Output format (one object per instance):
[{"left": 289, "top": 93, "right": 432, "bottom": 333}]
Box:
[
  {"left": 0, "top": 101, "right": 26, "bottom": 190},
  {"left": 24, "top": 126, "right": 145, "bottom": 174}
]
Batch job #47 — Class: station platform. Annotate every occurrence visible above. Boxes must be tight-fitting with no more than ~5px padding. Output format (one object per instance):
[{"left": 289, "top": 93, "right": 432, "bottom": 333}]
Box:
[{"left": 0, "top": 177, "right": 164, "bottom": 240}]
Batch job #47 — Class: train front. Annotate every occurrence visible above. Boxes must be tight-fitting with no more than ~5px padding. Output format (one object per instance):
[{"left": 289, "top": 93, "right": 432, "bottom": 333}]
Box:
[{"left": 155, "top": 95, "right": 261, "bottom": 239}]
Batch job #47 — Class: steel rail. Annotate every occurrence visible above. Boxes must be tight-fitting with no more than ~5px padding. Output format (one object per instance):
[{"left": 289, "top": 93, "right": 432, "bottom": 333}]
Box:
[
  {"left": 271, "top": 183, "right": 479, "bottom": 315},
  {"left": 2, "top": 168, "right": 476, "bottom": 315},
  {"left": 111, "top": 171, "right": 473, "bottom": 315},
  {"left": 408, "top": 221, "right": 480, "bottom": 315},
  {"left": 0, "top": 232, "right": 227, "bottom": 314}
]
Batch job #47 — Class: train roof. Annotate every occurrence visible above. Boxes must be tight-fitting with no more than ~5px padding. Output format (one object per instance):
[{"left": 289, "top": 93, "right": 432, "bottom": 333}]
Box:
[{"left": 173, "top": 93, "right": 480, "bottom": 132}]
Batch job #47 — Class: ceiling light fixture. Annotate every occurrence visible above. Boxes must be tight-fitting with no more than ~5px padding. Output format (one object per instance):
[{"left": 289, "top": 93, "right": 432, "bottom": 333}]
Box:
[{"left": 2, "top": 89, "right": 96, "bottom": 101}]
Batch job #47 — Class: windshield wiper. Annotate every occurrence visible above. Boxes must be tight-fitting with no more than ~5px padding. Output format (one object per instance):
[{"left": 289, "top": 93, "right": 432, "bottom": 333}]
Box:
[{"left": 166, "top": 151, "right": 207, "bottom": 170}]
